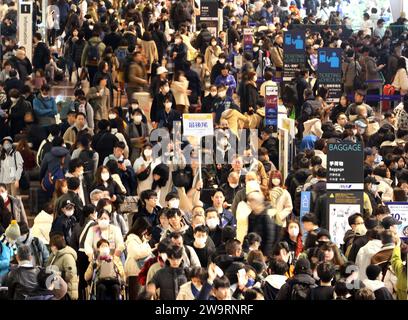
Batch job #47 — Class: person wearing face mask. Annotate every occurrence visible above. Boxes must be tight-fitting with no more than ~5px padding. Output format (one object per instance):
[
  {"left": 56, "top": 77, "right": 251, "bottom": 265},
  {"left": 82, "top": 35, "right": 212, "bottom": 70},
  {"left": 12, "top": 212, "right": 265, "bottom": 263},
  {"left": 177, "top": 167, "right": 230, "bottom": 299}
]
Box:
[
  {"left": 133, "top": 145, "right": 160, "bottom": 196},
  {"left": 210, "top": 53, "right": 227, "bottom": 85},
  {"left": 32, "top": 84, "right": 58, "bottom": 127},
  {"left": 201, "top": 85, "right": 218, "bottom": 113},
  {"left": 70, "top": 204, "right": 98, "bottom": 300},
  {"left": 241, "top": 71, "right": 260, "bottom": 115},
  {"left": 55, "top": 177, "right": 84, "bottom": 220},
  {"left": 50, "top": 200, "right": 78, "bottom": 247},
  {"left": 84, "top": 238, "right": 125, "bottom": 300},
  {"left": 150, "top": 81, "right": 177, "bottom": 128},
  {"left": 157, "top": 96, "right": 182, "bottom": 131},
  {"left": 3, "top": 89, "right": 32, "bottom": 138},
  {"left": 213, "top": 84, "right": 239, "bottom": 124},
  {"left": 127, "top": 109, "right": 149, "bottom": 163},
  {"left": 46, "top": 233, "right": 79, "bottom": 300},
  {"left": 84, "top": 209, "right": 125, "bottom": 263},
  {"left": 150, "top": 66, "right": 169, "bottom": 98},
  {"left": 170, "top": 34, "right": 188, "bottom": 73},
  {"left": 221, "top": 172, "right": 243, "bottom": 207},
  {"left": 124, "top": 217, "right": 154, "bottom": 300},
  {"left": 267, "top": 170, "right": 293, "bottom": 228},
  {"left": 0, "top": 136, "right": 24, "bottom": 197},
  {"left": 205, "top": 208, "right": 223, "bottom": 248},
  {"left": 204, "top": 37, "right": 222, "bottom": 74},
  {"left": 93, "top": 166, "right": 125, "bottom": 206},
  {"left": 214, "top": 64, "right": 237, "bottom": 98},
  {"left": 0, "top": 220, "right": 20, "bottom": 285},
  {"left": 191, "top": 225, "right": 216, "bottom": 268},
  {"left": 97, "top": 197, "right": 128, "bottom": 237},
  {"left": 170, "top": 70, "right": 190, "bottom": 114}
]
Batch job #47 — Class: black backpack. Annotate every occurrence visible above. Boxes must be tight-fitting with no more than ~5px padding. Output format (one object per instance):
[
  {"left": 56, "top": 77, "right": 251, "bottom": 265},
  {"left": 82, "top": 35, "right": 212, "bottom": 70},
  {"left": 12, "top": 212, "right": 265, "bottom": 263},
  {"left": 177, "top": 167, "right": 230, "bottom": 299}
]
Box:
[
  {"left": 290, "top": 282, "right": 313, "bottom": 300},
  {"left": 87, "top": 41, "right": 101, "bottom": 66},
  {"left": 78, "top": 149, "right": 95, "bottom": 185}
]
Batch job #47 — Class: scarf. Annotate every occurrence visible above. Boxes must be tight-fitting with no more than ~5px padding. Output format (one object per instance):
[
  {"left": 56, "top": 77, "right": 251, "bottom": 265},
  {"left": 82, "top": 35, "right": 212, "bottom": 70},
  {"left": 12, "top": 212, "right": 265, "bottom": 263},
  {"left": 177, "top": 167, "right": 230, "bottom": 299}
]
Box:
[{"left": 0, "top": 234, "right": 17, "bottom": 256}]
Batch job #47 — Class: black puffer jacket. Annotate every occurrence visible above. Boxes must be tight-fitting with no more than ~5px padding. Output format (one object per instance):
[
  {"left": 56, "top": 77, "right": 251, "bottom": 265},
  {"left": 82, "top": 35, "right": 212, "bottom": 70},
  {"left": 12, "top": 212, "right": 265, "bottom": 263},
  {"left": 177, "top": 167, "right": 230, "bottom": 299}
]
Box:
[
  {"left": 275, "top": 273, "right": 316, "bottom": 300},
  {"left": 248, "top": 211, "right": 277, "bottom": 257},
  {"left": 149, "top": 263, "right": 188, "bottom": 300}
]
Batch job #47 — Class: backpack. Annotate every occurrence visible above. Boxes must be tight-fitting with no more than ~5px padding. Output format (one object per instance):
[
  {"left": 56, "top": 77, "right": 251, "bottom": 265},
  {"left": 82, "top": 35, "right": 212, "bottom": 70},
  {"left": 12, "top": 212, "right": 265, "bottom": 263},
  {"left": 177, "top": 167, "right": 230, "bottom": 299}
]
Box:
[
  {"left": 98, "top": 259, "right": 120, "bottom": 283},
  {"left": 41, "top": 159, "right": 66, "bottom": 193},
  {"left": 87, "top": 41, "right": 101, "bottom": 66},
  {"left": 115, "top": 47, "right": 128, "bottom": 70},
  {"left": 290, "top": 282, "right": 313, "bottom": 300},
  {"left": 282, "top": 81, "right": 298, "bottom": 106},
  {"left": 78, "top": 149, "right": 95, "bottom": 185}
]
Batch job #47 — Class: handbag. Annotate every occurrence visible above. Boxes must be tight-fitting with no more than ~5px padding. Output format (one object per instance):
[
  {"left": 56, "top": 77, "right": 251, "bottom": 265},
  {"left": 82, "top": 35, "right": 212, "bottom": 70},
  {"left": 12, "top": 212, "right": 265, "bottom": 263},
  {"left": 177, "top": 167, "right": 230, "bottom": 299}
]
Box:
[{"left": 136, "top": 162, "right": 151, "bottom": 181}]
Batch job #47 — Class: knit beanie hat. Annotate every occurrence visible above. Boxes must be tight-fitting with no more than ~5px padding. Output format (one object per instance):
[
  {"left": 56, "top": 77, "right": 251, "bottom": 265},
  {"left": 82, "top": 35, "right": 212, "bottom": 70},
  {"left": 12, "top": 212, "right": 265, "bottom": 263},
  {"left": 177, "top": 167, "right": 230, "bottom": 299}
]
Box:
[
  {"left": 5, "top": 220, "right": 21, "bottom": 241},
  {"left": 294, "top": 258, "right": 311, "bottom": 275},
  {"left": 366, "top": 264, "right": 382, "bottom": 281}
]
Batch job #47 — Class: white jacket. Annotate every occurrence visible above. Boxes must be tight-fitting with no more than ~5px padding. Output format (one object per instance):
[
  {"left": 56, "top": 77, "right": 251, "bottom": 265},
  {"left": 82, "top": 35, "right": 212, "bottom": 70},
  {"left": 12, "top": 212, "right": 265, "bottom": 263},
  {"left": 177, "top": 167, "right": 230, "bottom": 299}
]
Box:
[
  {"left": 356, "top": 240, "right": 382, "bottom": 281},
  {"left": 31, "top": 210, "right": 53, "bottom": 245},
  {"left": 124, "top": 234, "right": 153, "bottom": 277}
]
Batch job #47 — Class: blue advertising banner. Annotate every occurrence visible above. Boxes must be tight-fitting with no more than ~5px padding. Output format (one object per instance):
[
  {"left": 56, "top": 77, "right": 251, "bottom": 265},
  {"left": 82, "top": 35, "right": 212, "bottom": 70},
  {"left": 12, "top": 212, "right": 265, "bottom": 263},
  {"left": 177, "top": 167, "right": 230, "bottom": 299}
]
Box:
[
  {"left": 283, "top": 30, "right": 305, "bottom": 82},
  {"left": 300, "top": 191, "right": 311, "bottom": 236},
  {"left": 317, "top": 48, "right": 343, "bottom": 103},
  {"left": 384, "top": 202, "right": 408, "bottom": 239},
  {"left": 265, "top": 85, "right": 278, "bottom": 129}
]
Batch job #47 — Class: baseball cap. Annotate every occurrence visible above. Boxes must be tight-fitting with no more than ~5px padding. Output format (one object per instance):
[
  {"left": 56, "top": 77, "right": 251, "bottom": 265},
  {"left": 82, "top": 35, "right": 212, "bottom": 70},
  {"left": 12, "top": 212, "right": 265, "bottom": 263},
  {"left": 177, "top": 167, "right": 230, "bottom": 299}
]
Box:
[
  {"left": 62, "top": 200, "right": 75, "bottom": 208},
  {"left": 381, "top": 216, "right": 402, "bottom": 229},
  {"left": 157, "top": 66, "right": 168, "bottom": 75}
]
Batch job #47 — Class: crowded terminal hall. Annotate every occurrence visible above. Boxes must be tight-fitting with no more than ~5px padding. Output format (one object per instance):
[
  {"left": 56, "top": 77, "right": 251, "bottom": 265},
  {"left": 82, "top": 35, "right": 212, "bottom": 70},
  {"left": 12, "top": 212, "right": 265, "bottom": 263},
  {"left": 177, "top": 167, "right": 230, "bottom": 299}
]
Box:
[{"left": 0, "top": 0, "right": 407, "bottom": 302}]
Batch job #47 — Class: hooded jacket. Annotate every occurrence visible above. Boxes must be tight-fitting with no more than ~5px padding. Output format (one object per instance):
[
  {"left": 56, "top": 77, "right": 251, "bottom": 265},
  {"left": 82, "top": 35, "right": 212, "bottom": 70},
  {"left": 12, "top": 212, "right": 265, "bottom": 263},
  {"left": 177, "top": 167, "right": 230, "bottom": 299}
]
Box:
[
  {"left": 362, "top": 279, "right": 394, "bottom": 300},
  {"left": 46, "top": 246, "right": 79, "bottom": 300},
  {"left": 31, "top": 210, "right": 53, "bottom": 245},
  {"left": 124, "top": 233, "right": 153, "bottom": 277},
  {"left": 39, "top": 146, "right": 70, "bottom": 181},
  {"left": 263, "top": 274, "right": 288, "bottom": 300}
]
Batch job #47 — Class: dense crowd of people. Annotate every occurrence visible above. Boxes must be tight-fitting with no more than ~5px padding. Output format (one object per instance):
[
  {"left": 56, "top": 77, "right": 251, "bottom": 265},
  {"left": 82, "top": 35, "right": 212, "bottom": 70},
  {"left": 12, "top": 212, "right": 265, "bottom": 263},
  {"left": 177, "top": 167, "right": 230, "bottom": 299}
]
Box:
[{"left": 0, "top": 0, "right": 407, "bottom": 301}]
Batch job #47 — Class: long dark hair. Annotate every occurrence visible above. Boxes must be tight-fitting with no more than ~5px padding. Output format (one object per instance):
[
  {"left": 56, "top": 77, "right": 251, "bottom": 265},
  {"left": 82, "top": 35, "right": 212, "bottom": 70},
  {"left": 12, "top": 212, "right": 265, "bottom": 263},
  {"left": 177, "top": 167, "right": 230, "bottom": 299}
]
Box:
[
  {"left": 94, "top": 166, "right": 113, "bottom": 186},
  {"left": 125, "top": 216, "right": 152, "bottom": 241}
]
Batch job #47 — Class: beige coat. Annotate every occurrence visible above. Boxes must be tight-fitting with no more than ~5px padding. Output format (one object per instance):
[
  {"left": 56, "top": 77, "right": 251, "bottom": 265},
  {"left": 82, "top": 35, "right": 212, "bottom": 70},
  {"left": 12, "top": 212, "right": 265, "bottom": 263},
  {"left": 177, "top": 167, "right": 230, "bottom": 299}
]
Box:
[
  {"left": 46, "top": 246, "right": 79, "bottom": 300},
  {"left": 267, "top": 188, "right": 293, "bottom": 227},
  {"left": 181, "top": 34, "right": 198, "bottom": 61},
  {"left": 84, "top": 255, "right": 125, "bottom": 283},
  {"left": 176, "top": 281, "right": 196, "bottom": 300},
  {"left": 204, "top": 45, "right": 222, "bottom": 72},
  {"left": 141, "top": 40, "right": 159, "bottom": 74},
  {"left": 221, "top": 108, "right": 249, "bottom": 138},
  {"left": 171, "top": 78, "right": 190, "bottom": 108},
  {"left": 392, "top": 68, "right": 408, "bottom": 95},
  {"left": 124, "top": 234, "right": 153, "bottom": 277}
]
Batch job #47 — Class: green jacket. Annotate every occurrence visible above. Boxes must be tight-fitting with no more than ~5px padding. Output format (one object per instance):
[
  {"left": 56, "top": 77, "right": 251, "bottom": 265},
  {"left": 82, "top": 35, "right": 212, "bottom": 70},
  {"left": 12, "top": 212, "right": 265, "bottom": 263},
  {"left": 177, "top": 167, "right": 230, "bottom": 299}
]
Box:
[
  {"left": 391, "top": 245, "right": 407, "bottom": 300},
  {"left": 81, "top": 37, "right": 106, "bottom": 67},
  {"left": 47, "top": 246, "right": 79, "bottom": 300}
]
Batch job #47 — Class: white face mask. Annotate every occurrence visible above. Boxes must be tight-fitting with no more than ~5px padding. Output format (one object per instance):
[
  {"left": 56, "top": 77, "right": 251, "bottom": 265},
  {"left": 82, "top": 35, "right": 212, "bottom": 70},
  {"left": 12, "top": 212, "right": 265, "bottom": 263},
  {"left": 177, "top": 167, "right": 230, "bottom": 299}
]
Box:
[
  {"left": 3, "top": 142, "right": 12, "bottom": 152},
  {"left": 160, "top": 253, "right": 168, "bottom": 262},
  {"left": 211, "top": 41, "right": 217, "bottom": 46},
  {"left": 1, "top": 191, "right": 8, "bottom": 201},
  {"left": 175, "top": 39, "right": 181, "bottom": 44},
  {"left": 229, "top": 182, "right": 239, "bottom": 188},
  {"left": 219, "top": 59, "right": 225, "bottom": 64},
  {"left": 206, "top": 218, "right": 219, "bottom": 230},
  {"left": 195, "top": 237, "right": 207, "bottom": 247},
  {"left": 289, "top": 228, "right": 299, "bottom": 238},
  {"left": 162, "top": 86, "right": 170, "bottom": 93},
  {"left": 111, "top": 128, "right": 118, "bottom": 134},
  {"left": 98, "top": 219, "right": 110, "bottom": 229},
  {"left": 168, "top": 199, "right": 180, "bottom": 209},
  {"left": 165, "top": 102, "right": 172, "bottom": 109},
  {"left": 253, "top": 47, "right": 259, "bottom": 52},
  {"left": 144, "top": 149, "right": 152, "bottom": 157},
  {"left": 133, "top": 115, "right": 142, "bottom": 123},
  {"left": 371, "top": 184, "right": 378, "bottom": 193},
  {"left": 108, "top": 114, "right": 116, "bottom": 120},
  {"left": 64, "top": 209, "right": 75, "bottom": 217},
  {"left": 101, "top": 172, "right": 110, "bottom": 181},
  {"left": 272, "top": 178, "right": 281, "bottom": 186},
  {"left": 10, "top": 97, "right": 18, "bottom": 103},
  {"left": 99, "top": 247, "right": 110, "bottom": 257}
]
